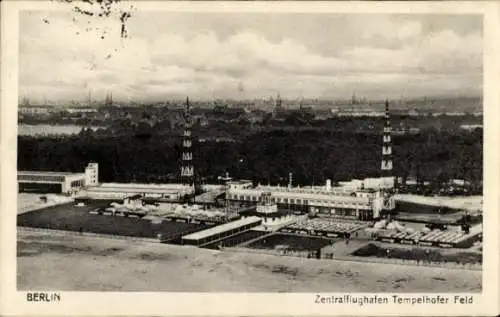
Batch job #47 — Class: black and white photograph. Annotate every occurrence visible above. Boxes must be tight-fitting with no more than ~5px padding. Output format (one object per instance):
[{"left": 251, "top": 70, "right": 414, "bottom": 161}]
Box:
[{"left": 2, "top": 0, "right": 499, "bottom": 316}]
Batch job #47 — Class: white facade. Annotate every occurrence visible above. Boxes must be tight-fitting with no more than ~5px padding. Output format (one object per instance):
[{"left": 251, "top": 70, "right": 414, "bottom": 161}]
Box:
[
  {"left": 19, "top": 162, "right": 99, "bottom": 194},
  {"left": 84, "top": 182, "right": 194, "bottom": 200},
  {"left": 18, "top": 171, "right": 86, "bottom": 194},
  {"left": 202, "top": 184, "right": 226, "bottom": 191},
  {"left": 85, "top": 162, "right": 99, "bottom": 186},
  {"left": 227, "top": 180, "right": 253, "bottom": 190},
  {"left": 363, "top": 177, "right": 395, "bottom": 190},
  {"left": 18, "top": 107, "right": 51, "bottom": 114},
  {"left": 123, "top": 196, "right": 144, "bottom": 209},
  {"left": 338, "top": 179, "right": 364, "bottom": 189},
  {"left": 227, "top": 179, "right": 395, "bottom": 219}
]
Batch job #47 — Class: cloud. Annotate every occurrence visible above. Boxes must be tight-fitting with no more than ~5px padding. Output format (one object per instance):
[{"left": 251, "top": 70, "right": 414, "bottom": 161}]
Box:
[{"left": 19, "top": 11, "right": 482, "bottom": 102}]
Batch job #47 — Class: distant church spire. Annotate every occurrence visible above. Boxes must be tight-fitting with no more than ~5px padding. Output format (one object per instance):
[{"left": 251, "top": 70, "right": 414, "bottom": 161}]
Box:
[
  {"left": 275, "top": 92, "right": 282, "bottom": 108},
  {"left": 105, "top": 92, "right": 113, "bottom": 107}
]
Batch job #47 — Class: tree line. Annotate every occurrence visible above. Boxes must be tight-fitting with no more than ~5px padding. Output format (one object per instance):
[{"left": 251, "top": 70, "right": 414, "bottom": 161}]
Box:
[{"left": 18, "top": 127, "right": 482, "bottom": 193}]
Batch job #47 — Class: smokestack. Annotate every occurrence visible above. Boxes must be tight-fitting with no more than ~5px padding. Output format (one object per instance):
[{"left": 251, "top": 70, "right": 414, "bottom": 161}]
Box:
[{"left": 288, "top": 172, "right": 293, "bottom": 188}]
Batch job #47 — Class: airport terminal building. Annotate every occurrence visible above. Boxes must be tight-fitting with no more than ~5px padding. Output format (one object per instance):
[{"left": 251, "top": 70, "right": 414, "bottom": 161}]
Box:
[
  {"left": 226, "top": 179, "right": 395, "bottom": 221},
  {"left": 83, "top": 182, "right": 194, "bottom": 201}
]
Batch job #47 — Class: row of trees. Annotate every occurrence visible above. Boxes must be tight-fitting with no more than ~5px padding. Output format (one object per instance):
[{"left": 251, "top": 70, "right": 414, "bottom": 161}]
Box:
[{"left": 18, "top": 128, "right": 482, "bottom": 192}]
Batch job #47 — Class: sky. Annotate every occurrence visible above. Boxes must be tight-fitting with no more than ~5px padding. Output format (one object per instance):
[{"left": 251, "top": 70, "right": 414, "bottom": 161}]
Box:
[{"left": 19, "top": 9, "right": 483, "bottom": 103}]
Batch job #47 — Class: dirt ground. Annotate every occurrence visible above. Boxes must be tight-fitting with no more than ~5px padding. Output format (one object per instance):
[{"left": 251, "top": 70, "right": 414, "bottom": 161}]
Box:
[
  {"left": 17, "top": 229, "right": 481, "bottom": 292},
  {"left": 395, "top": 194, "right": 483, "bottom": 211}
]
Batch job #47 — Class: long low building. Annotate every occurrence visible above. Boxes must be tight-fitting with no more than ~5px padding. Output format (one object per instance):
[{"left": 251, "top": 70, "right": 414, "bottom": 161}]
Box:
[
  {"left": 18, "top": 162, "right": 99, "bottom": 194},
  {"left": 182, "top": 216, "right": 262, "bottom": 246},
  {"left": 83, "top": 182, "right": 195, "bottom": 201},
  {"left": 226, "top": 179, "right": 395, "bottom": 220}
]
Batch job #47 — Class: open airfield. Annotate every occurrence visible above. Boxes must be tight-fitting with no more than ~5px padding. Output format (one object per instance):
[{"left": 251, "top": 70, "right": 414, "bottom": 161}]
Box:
[
  {"left": 395, "top": 194, "right": 483, "bottom": 212},
  {"left": 17, "top": 229, "right": 481, "bottom": 292}
]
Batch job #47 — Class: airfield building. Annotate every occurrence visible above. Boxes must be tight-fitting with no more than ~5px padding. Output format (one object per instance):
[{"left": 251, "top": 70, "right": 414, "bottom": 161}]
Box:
[
  {"left": 225, "top": 100, "right": 396, "bottom": 221},
  {"left": 18, "top": 162, "right": 99, "bottom": 194},
  {"left": 226, "top": 179, "right": 395, "bottom": 221}
]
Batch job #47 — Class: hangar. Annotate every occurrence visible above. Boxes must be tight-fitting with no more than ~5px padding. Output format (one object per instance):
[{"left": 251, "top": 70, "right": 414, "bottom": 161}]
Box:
[{"left": 18, "top": 162, "right": 99, "bottom": 194}]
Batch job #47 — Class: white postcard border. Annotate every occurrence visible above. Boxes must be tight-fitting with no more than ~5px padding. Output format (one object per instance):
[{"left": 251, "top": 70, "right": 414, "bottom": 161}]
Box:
[{"left": 1, "top": 1, "right": 499, "bottom": 316}]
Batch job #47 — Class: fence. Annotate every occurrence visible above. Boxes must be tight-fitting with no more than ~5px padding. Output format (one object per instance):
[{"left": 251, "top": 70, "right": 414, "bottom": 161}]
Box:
[
  {"left": 226, "top": 246, "right": 482, "bottom": 271},
  {"left": 229, "top": 247, "right": 317, "bottom": 259},
  {"left": 18, "top": 226, "right": 159, "bottom": 243}
]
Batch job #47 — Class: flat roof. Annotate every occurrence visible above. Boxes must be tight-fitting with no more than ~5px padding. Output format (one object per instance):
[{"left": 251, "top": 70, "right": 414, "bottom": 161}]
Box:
[
  {"left": 18, "top": 171, "right": 84, "bottom": 176},
  {"left": 228, "top": 180, "right": 252, "bottom": 184},
  {"left": 86, "top": 187, "right": 182, "bottom": 194},
  {"left": 229, "top": 188, "right": 371, "bottom": 203},
  {"left": 240, "top": 209, "right": 290, "bottom": 217},
  {"left": 182, "top": 216, "right": 261, "bottom": 241},
  {"left": 100, "top": 182, "right": 191, "bottom": 190}
]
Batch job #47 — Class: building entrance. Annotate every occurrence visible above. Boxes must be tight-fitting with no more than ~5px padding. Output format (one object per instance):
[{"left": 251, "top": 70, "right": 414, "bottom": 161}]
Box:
[{"left": 18, "top": 182, "right": 62, "bottom": 194}]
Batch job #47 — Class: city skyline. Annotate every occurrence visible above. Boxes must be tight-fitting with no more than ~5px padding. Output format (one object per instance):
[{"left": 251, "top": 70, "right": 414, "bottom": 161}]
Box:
[{"left": 20, "top": 11, "right": 482, "bottom": 103}]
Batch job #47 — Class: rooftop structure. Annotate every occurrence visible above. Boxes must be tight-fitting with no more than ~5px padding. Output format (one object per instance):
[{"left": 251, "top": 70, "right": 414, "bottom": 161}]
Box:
[
  {"left": 18, "top": 171, "right": 83, "bottom": 176},
  {"left": 182, "top": 216, "right": 262, "bottom": 246},
  {"left": 18, "top": 106, "right": 52, "bottom": 115},
  {"left": 84, "top": 182, "right": 194, "bottom": 201},
  {"left": 98, "top": 182, "right": 190, "bottom": 190},
  {"left": 18, "top": 163, "right": 98, "bottom": 194},
  {"left": 227, "top": 180, "right": 393, "bottom": 221}
]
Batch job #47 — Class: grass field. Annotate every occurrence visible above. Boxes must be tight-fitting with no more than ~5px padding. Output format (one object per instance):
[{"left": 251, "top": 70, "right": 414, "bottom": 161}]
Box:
[
  {"left": 352, "top": 243, "right": 482, "bottom": 264},
  {"left": 17, "top": 202, "right": 209, "bottom": 240},
  {"left": 17, "top": 229, "right": 482, "bottom": 292},
  {"left": 202, "top": 230, "right": 268, "bottom": 249},
  {"left": 247, "top": 233, "right": 335, "bottom": 251}
]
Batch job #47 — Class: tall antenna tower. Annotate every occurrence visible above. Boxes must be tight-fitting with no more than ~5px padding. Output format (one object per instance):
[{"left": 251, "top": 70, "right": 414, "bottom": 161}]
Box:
[
  {"left": 379, "top": 100, "right": 396, "bottom": 220},
  {"left": 381, "top": 99, "right": 393, "bottom": 179},
  {"left": 181, "top": 97, "right": 195, "bottom": 188}
]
